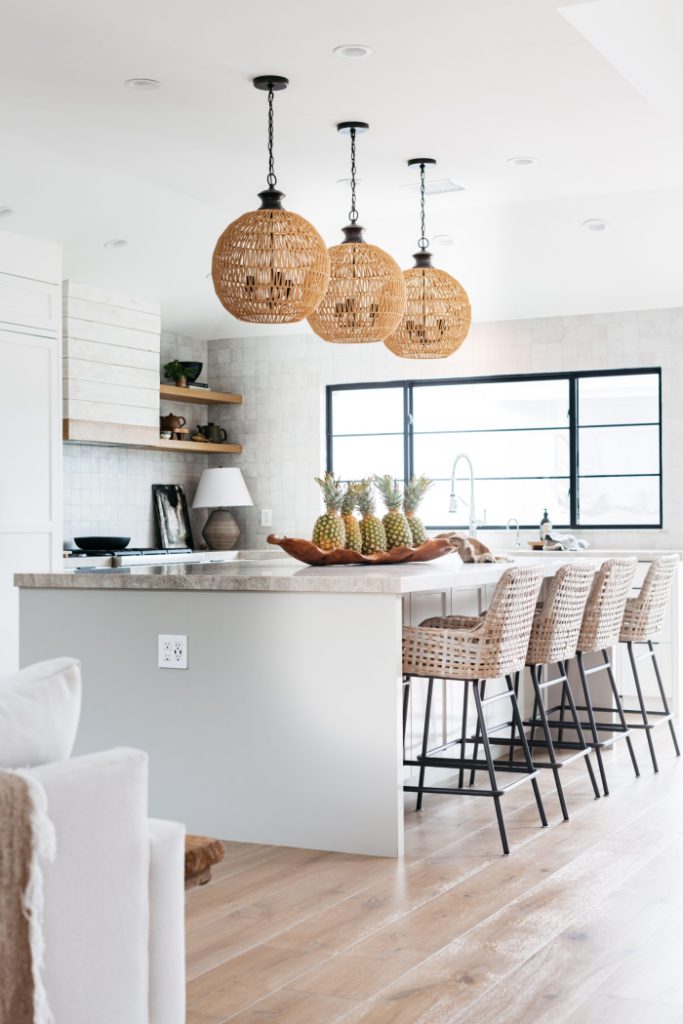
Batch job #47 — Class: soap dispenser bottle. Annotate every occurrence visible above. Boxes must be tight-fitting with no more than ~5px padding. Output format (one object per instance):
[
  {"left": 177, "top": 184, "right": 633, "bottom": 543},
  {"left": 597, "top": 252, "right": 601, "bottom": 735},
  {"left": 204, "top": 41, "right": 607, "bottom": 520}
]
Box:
[{"left": 540, "top": 508, "right": 552, "bottom": 541}]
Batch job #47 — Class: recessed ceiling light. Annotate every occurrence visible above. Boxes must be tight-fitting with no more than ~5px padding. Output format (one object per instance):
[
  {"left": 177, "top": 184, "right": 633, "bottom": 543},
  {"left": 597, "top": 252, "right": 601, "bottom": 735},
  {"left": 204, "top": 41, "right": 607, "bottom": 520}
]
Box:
[
  {"left": 583, "top": 218, "right": 607, "bottom": 232},
  {"left": 103, "top": 238, "right": 128, "bottom": 249},
  {"left": 124, "top": 78, "right": 162, "bottom": 90},
  {"left": 507, "top": 156, "right": 536, "bottom": 167},
  {"left": 333, "top": 43, "right": 372, "bottom": 59},
  {"left": 0, "top": 206, "right": 13, "bottom": 218},
  {"left": 405, "top": 178, "right": 466, "bottom": 195},
  {"left": 432, "top": 234, "right": 455, "bottom": 246}
]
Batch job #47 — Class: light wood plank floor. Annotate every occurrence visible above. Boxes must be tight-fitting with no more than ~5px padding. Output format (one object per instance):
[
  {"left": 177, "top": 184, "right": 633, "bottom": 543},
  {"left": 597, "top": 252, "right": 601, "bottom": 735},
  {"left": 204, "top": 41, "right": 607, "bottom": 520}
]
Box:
[{"left": 186, "top": 728, "right": 683, "bottom": 1023}]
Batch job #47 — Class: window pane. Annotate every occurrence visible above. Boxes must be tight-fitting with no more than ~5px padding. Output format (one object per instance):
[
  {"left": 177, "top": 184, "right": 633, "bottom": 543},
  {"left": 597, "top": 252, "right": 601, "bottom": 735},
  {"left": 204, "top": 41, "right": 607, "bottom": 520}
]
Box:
[
  {"left": 421, "top": 479, "right": 570, "bottom": 530},
  {"left": 332, "top": 435, "right": 404, "bottom": 480},
  {"left": 578, "top": 373, "right": 659, "bottom": 425},
  {"left": 578, "top": 476, "right": 660, "bottom": 525},
  {"left": 579, "top": 425, "right": 659, "bottom": 476},
  {"left": 413, "top": 428, "right": 569, "bottom": 480},
  {"left": 412, "top": 379, "right": 568, "bottom": 432},
  {"left": 331, "top": 387, "right": 404, "bottom": 435}
]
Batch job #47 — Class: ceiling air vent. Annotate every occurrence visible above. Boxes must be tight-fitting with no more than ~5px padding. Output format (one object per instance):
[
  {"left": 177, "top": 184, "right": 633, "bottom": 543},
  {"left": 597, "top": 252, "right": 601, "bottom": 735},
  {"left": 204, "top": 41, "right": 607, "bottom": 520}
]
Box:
[{"left": 405, "top": 178, "right": 466, "bottom": 195}]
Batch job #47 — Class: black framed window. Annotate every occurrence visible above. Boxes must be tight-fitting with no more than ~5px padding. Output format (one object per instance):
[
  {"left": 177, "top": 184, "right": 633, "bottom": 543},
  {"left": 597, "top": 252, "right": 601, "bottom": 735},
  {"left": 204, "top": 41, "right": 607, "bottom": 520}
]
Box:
[{"left": 326, "top": 369, "right": 662, "bottom": 530}]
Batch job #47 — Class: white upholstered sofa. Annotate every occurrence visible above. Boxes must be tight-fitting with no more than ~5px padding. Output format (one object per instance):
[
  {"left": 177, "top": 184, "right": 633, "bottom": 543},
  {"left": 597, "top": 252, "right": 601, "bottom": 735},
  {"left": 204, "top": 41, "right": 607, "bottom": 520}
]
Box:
[{"left": 0, "top": 659, "right": 186, "bottom": 1024}]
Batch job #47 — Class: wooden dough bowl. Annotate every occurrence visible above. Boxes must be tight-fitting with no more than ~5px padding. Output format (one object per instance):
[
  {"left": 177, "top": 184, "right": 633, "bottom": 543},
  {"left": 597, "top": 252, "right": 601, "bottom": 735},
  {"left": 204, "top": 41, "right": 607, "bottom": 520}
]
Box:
[{"left": 267, "top": 535, "right": 454, "bottom": 566}]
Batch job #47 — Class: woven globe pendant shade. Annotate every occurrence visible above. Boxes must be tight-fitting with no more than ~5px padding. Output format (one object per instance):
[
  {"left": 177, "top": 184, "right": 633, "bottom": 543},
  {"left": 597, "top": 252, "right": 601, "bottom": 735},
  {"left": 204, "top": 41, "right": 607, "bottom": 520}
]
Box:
[
  {"left": 384, "top": 255, "right": 471, "bottom": 359},
  {"left": 211, "top": 75, "right": 330, "bottom": 324},
  {"left": 307, "top": 227, "right": 407, "bottom": 343},
  {"left": 308, "top": 121, "right": 406, "bottom": 344},
  {"left": 212, "top": 198, "right": 330, "bottom": 324},
  {"left": 385, "top": 157, "right": 471, "bottom": 359}
]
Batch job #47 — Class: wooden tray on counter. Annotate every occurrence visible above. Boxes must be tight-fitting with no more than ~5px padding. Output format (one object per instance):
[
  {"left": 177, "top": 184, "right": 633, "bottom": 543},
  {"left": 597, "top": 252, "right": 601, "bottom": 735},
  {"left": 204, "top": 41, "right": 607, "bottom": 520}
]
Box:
[{"left": 267, "top": 535, "right": 454, "bottom": 567}]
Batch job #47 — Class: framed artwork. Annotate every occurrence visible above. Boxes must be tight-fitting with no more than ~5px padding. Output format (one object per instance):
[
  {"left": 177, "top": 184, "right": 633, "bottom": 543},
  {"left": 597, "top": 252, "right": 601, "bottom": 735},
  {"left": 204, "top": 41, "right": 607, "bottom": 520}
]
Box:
[{"left": 152, "top": 484, "right": 195, "bottom": 550}]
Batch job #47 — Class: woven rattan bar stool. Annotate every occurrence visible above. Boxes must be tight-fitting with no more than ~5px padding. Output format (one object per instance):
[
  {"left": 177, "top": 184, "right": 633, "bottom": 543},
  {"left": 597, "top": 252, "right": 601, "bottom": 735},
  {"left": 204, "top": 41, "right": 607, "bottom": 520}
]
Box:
[
  {"left": 544, "top": 558, "right": 639, "bottom": 797},
  {"left": 618, "top": 555, "right": 680, "bottom": 772},
  {"left": 402, "top": 566, "right": 546, "bottom": 855},
  {"left": 517, "top": 563, "right": 600, "bottom": 819}
]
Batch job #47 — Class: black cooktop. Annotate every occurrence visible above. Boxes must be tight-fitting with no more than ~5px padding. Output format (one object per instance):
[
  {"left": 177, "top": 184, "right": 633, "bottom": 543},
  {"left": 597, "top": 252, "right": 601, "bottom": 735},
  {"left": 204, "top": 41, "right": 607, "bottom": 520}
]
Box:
[{"left": 68, "top": 547, "right": 194, "bottom": 558}]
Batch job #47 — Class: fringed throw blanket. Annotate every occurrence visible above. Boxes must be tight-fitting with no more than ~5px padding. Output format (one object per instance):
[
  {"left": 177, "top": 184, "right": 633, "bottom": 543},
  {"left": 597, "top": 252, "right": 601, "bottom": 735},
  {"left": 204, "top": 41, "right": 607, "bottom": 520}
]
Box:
[{"left": 0, "top": 771, "right": 55, "bottom": 1024}]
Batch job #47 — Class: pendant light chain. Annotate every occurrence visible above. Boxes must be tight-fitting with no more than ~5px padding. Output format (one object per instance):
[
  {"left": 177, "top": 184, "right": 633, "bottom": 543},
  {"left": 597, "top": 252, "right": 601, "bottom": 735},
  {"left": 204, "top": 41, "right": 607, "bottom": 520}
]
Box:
[
  {"left": 348, "top": 127, "right": 359, "bottom": 223},
  {"left": 266, "top": 85, "right": 277, "bottom": 188},
  {"left": 418, "top": 161, "right": 429, "bottom": 251}
]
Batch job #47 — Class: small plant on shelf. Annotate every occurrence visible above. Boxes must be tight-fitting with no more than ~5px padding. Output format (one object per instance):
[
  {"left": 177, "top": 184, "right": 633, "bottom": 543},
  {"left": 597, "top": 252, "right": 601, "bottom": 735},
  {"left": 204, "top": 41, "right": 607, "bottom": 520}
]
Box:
[{"left": 163, "top": 360, "right": 188, "bottom": 388}]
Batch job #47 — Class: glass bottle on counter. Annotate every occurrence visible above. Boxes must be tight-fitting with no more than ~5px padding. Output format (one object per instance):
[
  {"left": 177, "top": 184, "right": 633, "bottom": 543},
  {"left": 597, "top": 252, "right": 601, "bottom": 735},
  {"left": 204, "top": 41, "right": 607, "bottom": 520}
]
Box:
[{"left": 540, "top": 508, "right": 552, "bottom": 541}]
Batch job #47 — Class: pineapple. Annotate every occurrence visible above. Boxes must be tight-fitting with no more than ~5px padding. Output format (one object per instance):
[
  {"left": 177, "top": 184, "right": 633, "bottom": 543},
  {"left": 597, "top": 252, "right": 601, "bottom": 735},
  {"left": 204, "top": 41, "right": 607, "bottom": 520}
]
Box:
[
  {"left": 341, "top": 484, "right": 362, "bottom": 553},
  {"left": 356, "top": 478, "right": 387, "bottom": 555},
  {"left": 374, "top": 475, "right": 413, "bottom": 549},
  {"left": 312, "top": 473, "right": 346, "bottom": 550},
  {"left": 403, "top": 475, "right": 433, "bottom": 546}
]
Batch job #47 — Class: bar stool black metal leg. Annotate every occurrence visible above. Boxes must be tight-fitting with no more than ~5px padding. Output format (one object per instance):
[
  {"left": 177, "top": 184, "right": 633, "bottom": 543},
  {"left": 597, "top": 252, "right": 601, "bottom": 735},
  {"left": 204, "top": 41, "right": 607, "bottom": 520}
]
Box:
[
  {"left": 506, "top": 675, "right": 547, "bottom": 828},
  {"left": 458, "top": 680, "right": 469, "bottom": 790},
  {"left": 627, "top": 642, "right": 658, "bottom": 773},
  {"left": 508, "top": 671, "right": 520, "bottom": 764},
  {"left": 415, "top": 677, "right": 434, "bottom": 812},
  {"left": 472, "top": 679, "right": 509, "bottom": 855},
  {"left": 557, "top": 674, "right": 568, "bottom": 744},
  {"left": 402, "top": 676, "right": 410, "bottom": 754},
  {"left": 469, "top": 678, "right": 486, "bottom": 786},
  {"left": 602, "top": 649, "right": 640, "bottom": 779},
  {"left": 650, "top": 640, "right": 681, "bottom": 757},
  {"left": 559, "top": 661, "right": 600, "bottom": 800},
  {"left": 577, "top": 652, "right": 609, "bottom": 796},
  {"left": 531, "top": 664, "right": 568, "bottom": 820}
]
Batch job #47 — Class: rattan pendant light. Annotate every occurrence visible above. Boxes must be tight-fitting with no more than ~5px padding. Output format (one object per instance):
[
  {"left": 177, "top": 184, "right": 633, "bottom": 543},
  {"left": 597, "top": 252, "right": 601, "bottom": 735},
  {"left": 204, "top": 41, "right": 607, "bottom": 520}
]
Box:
[
  {"left": 384, "top": 158, "right": 471, "bottom": 359},
  {"left": 307, "top": 122, "right": 406, "bottom": 344},
  {"left": 212, "top": 76, "right": 330, "bottom": 324}
]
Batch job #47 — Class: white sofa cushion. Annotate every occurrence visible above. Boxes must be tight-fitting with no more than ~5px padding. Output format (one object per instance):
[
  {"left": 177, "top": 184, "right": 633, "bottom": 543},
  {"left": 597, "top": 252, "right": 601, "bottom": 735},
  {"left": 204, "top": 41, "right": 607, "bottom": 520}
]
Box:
[{"left": 0, "top": 657, "right": 81, "bottom": 768}]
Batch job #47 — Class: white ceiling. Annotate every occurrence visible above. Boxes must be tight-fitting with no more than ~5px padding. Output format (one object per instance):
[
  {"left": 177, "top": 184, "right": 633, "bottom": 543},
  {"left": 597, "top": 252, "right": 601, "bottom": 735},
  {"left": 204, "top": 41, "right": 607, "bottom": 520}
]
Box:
[{"left": 2, "top": 0, "right": 683, "bottom": 337}]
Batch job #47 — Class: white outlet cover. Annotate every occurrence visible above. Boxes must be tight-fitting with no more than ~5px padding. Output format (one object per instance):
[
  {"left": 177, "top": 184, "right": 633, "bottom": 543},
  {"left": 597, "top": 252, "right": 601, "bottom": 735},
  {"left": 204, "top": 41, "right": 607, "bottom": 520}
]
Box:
[
  {"left": 158, "top": 634, "right": 188, "bottom": 670},
  {"left": 261, "top": 508, "right": 272, "bottom": 527}
]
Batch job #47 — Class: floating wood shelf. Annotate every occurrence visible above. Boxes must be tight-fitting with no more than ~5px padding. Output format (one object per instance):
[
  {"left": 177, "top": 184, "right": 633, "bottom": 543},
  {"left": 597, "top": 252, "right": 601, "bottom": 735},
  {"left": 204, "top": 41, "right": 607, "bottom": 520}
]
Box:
[
  {"left": 155, "top": 438, "right": 242, "bottom": 454},
  {"left": 63, "top": 419, "right": 242, "bottom": 454},
  {"left": 160, "top": 384, "right": 242, "bottom": 405}
]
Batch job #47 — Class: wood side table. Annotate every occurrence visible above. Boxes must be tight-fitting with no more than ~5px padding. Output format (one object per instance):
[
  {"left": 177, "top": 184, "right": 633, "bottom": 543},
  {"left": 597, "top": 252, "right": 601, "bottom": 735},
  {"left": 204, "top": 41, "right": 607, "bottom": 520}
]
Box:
[{"left": 184, "top": 834, "right": 224, "bottom": 890}]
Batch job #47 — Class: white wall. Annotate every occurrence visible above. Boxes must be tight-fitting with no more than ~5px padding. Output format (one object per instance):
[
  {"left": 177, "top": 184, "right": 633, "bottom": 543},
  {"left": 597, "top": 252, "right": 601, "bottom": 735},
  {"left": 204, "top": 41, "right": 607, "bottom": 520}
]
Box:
[
  {"left": 206, "top": 307, "right": 683, "bottom": 551},
  {"left": 63, "top": 330, "right": 210, "bottom": 548}
]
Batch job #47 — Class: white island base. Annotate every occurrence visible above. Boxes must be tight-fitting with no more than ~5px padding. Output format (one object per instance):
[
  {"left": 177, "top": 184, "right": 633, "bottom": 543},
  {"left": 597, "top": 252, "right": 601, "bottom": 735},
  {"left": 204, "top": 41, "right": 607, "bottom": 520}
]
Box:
[{"left": 16, "top": 552, "right": 662, "bottom": 857}]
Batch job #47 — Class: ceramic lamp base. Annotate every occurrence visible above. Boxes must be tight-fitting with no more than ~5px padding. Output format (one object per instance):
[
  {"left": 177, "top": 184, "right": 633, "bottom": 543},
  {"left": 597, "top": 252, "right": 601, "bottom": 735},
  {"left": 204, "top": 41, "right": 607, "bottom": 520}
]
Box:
[{"left": 202, "top": 509, "right": 240, "bottom": 550}]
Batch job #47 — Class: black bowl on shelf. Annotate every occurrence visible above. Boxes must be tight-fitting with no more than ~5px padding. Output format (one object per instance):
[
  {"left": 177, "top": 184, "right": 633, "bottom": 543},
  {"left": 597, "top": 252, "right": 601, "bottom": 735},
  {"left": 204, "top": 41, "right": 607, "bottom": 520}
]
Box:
[
  {"left": 74, "top": 536, "right": 131, "bottom": 552},
  {"left": 180, "top": 361, "right": 203, "bottom": 384}
]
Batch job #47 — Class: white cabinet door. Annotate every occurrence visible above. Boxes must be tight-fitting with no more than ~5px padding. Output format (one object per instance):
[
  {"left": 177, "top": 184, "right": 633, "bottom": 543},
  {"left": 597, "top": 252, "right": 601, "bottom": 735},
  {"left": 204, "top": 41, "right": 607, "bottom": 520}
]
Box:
[
  {"left": 0, "top": 326, "right": 61, "bottom": 673},
  {"left": 0, "top": 273, "right": 60, "bottom": 336}
]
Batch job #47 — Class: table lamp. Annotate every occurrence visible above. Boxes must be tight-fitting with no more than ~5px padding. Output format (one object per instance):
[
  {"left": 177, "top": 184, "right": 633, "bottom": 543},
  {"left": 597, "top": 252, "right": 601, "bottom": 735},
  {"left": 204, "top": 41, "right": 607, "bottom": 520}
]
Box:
[{"left": 192, "top": 468, "right": 253, "bottom": 550}]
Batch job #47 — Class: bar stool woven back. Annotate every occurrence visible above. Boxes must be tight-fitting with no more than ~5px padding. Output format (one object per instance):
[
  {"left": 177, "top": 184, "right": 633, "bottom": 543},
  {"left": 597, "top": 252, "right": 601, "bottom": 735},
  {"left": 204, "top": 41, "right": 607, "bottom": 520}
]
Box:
[
  {"left": 526, "top": 562, "right": 596, "bottom": 665},
  {"left": 577, "top": 558, "right": 637, "bottom": 653},
  {"left": 620, "top": 554, "right": 679, "bottom": 644},
  {"left": 403, "top": 566, "right": 544, "bottom": 681}
]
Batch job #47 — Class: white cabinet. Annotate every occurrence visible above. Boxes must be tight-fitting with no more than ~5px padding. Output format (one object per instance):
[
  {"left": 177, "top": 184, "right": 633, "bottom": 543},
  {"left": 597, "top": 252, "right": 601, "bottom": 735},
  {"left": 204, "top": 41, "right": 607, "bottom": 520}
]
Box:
[{"left": 0, "top": 232, "right": 61, "bottom": 675}]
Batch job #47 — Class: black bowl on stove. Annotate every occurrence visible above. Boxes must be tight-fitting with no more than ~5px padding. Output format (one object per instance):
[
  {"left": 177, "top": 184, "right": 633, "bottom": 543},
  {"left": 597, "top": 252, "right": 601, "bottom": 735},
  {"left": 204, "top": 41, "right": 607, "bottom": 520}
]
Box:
[
  {"left": 74, "top": 536, "right": 131, "bottom": 552},
  {"left": 180, "top": 361, "right": 202, "bottom": 384}
]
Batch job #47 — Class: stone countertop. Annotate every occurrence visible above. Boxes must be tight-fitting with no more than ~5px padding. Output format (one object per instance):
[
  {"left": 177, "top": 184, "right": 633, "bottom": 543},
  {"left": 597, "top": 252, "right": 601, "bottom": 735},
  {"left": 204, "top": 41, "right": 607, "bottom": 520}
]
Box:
[
  {"left": 15, "top": 554, "right": 568, "bottom": 596},
  {"left": 500, "top": 548, "right": 682, "bottom": 560}
]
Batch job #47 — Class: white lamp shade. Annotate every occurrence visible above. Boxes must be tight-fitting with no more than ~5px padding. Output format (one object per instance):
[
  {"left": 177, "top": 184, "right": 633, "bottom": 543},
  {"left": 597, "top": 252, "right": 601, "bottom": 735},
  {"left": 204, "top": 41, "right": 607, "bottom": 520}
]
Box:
[{"left": 192, "top": 468, "right": 253, "bottom": 509}]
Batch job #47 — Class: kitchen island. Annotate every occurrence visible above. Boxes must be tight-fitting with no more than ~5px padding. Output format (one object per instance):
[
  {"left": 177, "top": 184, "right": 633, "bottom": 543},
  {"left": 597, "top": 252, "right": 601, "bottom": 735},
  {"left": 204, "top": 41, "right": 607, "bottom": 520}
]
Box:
[{"left": 13, "top": 553, "right": 635, "bottom": 856}]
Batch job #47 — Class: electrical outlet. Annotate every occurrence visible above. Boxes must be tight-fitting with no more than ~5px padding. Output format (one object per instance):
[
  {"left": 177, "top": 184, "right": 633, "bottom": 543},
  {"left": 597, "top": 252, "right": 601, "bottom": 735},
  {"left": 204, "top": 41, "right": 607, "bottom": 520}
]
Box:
[
  {"left": 158, "top": 634, "right": 188, "bottom": 670},
  {"left": 261, "top": 508, "right": 272, "bottom": 527}
]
